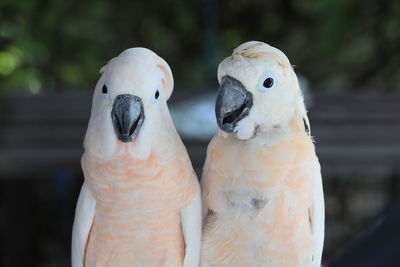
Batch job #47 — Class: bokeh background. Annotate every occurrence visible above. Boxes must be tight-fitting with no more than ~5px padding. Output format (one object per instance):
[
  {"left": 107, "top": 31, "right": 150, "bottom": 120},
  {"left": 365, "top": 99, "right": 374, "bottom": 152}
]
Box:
[{"left": 1, "top": 0, "right": 400, "bottom": 266}]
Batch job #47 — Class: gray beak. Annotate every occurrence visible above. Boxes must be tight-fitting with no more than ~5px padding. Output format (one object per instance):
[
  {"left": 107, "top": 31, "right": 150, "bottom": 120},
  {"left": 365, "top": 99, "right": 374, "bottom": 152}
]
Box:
[
  {"left": 111, "top": 94, "right": 144, "bottom": 143},
  {"left": 215, "top": 76, "right": 253, "bottom": 133}
]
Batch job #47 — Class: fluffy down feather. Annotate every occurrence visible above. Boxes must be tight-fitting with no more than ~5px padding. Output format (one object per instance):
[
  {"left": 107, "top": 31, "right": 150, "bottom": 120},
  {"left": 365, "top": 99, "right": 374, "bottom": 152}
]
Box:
[
  {"left": 72, "top": 48, "right": 201, "bottom": 267},
  {"left": 201, "top": 41, "right": 324, "bottom": 267}
]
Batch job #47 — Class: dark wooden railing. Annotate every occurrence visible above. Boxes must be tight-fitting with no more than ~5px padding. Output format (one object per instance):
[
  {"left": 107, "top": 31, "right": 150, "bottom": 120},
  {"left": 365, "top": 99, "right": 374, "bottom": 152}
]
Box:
[{"left": 2, "top": 92, "right": 400, "bottom": 177}]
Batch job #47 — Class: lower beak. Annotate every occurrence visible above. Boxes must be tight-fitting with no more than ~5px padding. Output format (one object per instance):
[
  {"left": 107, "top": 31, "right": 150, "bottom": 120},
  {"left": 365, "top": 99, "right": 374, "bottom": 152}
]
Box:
[
  {"left": 111, "top": 94, "right": 144, "bottom": 143},
  {"left": 215, "top": 76, "right": 253, "bottom": 133}
]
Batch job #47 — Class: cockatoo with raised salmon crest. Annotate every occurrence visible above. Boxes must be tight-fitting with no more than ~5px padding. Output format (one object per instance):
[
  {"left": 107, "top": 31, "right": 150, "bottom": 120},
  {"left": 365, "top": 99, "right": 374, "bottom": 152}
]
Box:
[
  {"left": 200, "top": 41, "right": 324, "bottom": 267},
  {"left": 71, "top": 47, "right": 201, "bottom": 267}
]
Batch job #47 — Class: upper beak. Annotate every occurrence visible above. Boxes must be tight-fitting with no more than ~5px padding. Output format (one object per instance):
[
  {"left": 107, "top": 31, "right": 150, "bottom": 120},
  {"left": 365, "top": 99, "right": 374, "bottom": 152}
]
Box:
[
  {"left": 111, "top": 94, "right": 145, "bottom": 143},
  {"left": 215, "top": 76, "right": 253, "bottom": 133}
]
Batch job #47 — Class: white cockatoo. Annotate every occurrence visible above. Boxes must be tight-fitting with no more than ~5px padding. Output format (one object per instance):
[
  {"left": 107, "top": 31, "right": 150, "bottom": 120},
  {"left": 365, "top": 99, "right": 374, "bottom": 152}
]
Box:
[
  {"left": 71, "top": 48, "right": 201, "bottom": 267},
  {"left": 201, "top": 41, "right": 324, "bottom": 267}
]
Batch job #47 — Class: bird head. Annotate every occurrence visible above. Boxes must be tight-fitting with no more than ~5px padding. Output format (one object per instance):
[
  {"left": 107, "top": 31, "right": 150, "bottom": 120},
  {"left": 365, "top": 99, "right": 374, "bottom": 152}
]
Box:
[
  {"left": 216, "top": 41, "right": 309, "bottom": 141},
  {"left": 84, "top": 47, "right": 173, "bottom": 157}
]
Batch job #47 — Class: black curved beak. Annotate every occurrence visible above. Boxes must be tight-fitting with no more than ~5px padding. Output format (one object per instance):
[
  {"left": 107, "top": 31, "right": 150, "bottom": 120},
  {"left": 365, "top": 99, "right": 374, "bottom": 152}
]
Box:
[
  {"left": 215, "top": 76, "right": 253, "bottom": 133},
  {"left": 111, "top": 94, "right": 144, "bottom": 143}
]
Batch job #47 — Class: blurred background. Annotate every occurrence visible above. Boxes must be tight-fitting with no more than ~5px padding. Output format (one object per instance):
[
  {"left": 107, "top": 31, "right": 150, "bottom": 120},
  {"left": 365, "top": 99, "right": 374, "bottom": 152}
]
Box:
[{"left": 1, "top": 0, "right": 400, "bottom": 266}]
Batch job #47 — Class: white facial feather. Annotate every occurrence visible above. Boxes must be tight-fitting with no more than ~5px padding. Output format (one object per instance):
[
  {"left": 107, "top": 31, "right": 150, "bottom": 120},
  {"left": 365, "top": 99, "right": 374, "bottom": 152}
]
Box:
[
  {"left": 84, "top": 48, "right": 174, "bottom": 158},
  {"left": 217, "top": 41, "right": 307, "bottom": 142}
]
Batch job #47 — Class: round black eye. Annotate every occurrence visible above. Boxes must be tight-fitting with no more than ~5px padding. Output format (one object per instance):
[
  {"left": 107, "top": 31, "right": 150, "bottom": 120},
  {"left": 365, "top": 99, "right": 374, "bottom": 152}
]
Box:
[
  {"left": 263, "top": 78, "right": 274, "bottom": 88},
  {"left": 155, "top": 90, "right": 159, "bottom": 99},
  {"left": 102, "top": 85, "right": 108, "bottom": 94}
]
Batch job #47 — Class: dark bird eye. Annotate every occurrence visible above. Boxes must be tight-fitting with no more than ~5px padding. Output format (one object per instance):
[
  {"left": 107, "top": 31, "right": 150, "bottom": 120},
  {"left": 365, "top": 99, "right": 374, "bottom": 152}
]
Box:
[
  {"left": 263, "top": 78, "right": 274, "bottom": 88},
  {"left": 155, "top": 90, "right": 159, "bottom": 99},
  {"left": 102, "top": 85, "right": 108, "bottom": 94}
]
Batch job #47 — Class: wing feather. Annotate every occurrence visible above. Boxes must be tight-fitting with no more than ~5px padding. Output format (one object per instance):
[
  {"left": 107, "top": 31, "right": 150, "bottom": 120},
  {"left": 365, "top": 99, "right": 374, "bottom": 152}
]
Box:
[
  {"left": 309, "top": 160, "right": 325, "bottom": 265},
  {"left": 71, "top": 182, "right": 96, "bottom": 267}
]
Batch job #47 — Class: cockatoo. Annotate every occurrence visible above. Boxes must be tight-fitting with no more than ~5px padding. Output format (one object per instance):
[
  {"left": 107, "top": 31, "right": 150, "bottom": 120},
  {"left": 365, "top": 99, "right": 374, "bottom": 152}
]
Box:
[
  {"left": 71, "top": 48, "right": 201, "bottom": 267},
  {"left": 201, "top": 41, "right": 324, "bottom": 267}
]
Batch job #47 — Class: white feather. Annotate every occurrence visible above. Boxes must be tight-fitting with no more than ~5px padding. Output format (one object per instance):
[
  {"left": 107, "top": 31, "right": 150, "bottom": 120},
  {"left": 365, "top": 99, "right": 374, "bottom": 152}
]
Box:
[
  {"left": 71, "top": 182, "right": 96, "bottom": 267},
  {"left": 181, "top": 181, "right": 202, "bottom": 267},
  {"left": 310, "top": 159, "right": 325, "bottom": 265}
]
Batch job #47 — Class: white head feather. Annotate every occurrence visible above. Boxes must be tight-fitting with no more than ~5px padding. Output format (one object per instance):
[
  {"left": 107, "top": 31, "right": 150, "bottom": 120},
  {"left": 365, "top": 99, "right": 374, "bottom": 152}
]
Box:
[
  {"left": 83, "top": 47, "right": 175, "bottom": 159},
  {"left": 217, "top": 41, "right": 310, "bottom": 142}
]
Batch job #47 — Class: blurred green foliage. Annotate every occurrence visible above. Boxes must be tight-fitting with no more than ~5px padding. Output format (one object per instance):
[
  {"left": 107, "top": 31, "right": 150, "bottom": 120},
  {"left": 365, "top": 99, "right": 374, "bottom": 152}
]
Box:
[{"left": 0, "top": 0, "right": 399, "bottom": 94}]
